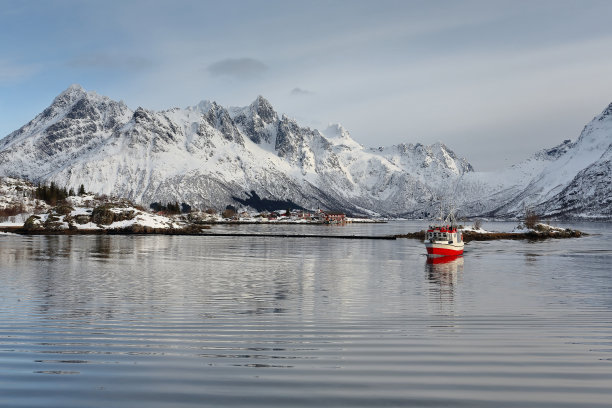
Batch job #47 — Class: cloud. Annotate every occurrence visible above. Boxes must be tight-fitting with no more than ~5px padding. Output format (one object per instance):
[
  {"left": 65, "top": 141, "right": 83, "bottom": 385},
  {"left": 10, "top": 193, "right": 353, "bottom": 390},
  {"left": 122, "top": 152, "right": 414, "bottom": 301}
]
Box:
[
  {"left": 68, "top": 54, "right": 152, "bottom": 71},
  {"left": 290, "top": 87, "right": 313, "bottom": 96},
  {"left": 0, "top": 59, "right": 40, "bottom": 84},
  {"left": 206, "top": 58, "right": 268, "bottom": 79}
]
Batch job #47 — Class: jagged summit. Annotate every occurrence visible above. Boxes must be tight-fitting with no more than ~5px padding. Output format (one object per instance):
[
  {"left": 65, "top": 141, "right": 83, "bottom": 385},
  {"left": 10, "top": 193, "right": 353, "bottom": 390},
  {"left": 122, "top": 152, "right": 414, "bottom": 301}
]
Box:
[
  {"left": 229, "top": 96, "right": 279, "bottom": 145},
  {"left": 0, "top": 87, "right": 609, "bottom": 219},
  {"left": 55, "top": 83, "right": 86, "bottom": 99},
  {"left": 0, "top": 84, "right": 129, "bottom": 152},
  {"left": 250, "top": 95, "right": 277, "bottom": 123},
  {"left": 51, "top": 84, "right": 119, "bottom": 108}
]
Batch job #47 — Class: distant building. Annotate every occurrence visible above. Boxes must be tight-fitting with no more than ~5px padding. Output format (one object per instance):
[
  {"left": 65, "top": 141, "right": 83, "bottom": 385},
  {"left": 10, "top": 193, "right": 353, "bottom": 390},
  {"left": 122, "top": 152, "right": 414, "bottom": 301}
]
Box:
[
  {"left": 296, "top": 211, "right": 312, "bottom": 220},
  {"left": 317, "top": 210, "right": 345, "bottom": 223}
]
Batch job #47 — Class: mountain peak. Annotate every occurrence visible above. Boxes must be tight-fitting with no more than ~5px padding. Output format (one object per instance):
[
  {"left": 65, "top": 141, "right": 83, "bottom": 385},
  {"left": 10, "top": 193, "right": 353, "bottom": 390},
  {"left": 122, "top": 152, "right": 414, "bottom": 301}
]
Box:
[
  {"left": 250, "top": 95, "right": 277, "bottom": 123},
  {"left": 64, "top": 83, "right": 84, "bottom": 93},
  {"left": 52, "top": 84, "right": 87, "bottom": 105},
  {"left": 191, "top": 100, "right": 213, "bottom": 114},
  {"left": 50, "top": 84, "right": 117, "bottom": 112},
  {"left": 253, "top": 94, "right": 269, "bottom": 104}
]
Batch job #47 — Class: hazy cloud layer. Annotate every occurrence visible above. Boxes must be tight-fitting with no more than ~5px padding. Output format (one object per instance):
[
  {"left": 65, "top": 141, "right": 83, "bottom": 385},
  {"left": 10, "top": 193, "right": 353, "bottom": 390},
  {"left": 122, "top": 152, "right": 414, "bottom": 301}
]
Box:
[
  {"left": 0, "top": 59, "right": 39, "bottom": 84},
  {"left": 69, "top": 54, "right": 153, "bottom": 71},
  {"left": 206, "top": 58, "right": 268, "bottom": 79},
  {"left": 290, "top": 87, "right": 313, "bottom": 96}
]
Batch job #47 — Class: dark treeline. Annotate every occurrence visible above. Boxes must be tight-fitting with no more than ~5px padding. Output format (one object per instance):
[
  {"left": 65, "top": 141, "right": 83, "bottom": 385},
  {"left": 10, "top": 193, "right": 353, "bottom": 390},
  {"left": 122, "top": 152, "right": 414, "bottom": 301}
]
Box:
[
  {"left": 232, "top": 190, "right": 305, "bottom": 212},
  {"left": 35, "top": 182, "right": 69, "bottom": 205},
  {"left": 35, "top": 182, "right": 87, "bottom": 205},
  {"left": 150, "top": 202, "right": 192, "bottom": 214}
]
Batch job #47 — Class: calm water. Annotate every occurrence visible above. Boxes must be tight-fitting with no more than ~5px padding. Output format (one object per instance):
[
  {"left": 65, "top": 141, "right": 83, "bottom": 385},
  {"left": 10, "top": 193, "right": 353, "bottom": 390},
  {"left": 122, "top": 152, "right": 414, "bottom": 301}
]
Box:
[{"left": 1, "top": 221, "right": 611, "bottom": 407}]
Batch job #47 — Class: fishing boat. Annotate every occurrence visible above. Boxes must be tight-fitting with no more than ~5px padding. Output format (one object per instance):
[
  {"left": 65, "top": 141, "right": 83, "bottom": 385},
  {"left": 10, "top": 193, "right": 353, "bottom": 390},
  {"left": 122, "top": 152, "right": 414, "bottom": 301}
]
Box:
[{"left": 424, "top": 217, "right": 464, "bottom": 257}]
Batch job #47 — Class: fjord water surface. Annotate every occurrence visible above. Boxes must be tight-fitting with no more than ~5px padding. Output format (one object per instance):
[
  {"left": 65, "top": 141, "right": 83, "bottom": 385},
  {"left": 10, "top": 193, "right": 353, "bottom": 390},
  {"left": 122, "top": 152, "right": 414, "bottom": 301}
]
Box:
[{"left": 1, "top": 221, "right": 611, "bottom": 407}]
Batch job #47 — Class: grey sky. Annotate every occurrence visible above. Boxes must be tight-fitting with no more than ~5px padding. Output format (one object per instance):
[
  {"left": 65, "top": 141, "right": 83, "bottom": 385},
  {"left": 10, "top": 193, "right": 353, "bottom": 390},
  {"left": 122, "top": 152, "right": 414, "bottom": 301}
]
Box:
[
  {"left": 2, "top": 0, "right": 612, "bottom": 170},
  {"left": 206, "top": 58, "right": 269, "bottom": 79}
]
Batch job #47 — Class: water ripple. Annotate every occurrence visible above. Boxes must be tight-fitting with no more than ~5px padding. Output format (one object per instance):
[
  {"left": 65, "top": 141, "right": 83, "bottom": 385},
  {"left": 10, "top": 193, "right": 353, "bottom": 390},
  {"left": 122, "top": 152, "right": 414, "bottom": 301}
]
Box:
[{"left": 0, "top": 223, "right": 611, "bottom": 407}]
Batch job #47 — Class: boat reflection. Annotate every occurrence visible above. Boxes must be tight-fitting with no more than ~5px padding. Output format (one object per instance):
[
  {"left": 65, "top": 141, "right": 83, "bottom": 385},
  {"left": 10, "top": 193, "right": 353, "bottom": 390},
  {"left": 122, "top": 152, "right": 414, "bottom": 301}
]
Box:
[
  {"left": 426, "top": 254, "right": 464, "bottom": 266},
  {"left": 426, "top": 255, "right": 463, "bottom": 294},
  {"left": 425, "top": 255, "right": 464, "bottom": 320}
]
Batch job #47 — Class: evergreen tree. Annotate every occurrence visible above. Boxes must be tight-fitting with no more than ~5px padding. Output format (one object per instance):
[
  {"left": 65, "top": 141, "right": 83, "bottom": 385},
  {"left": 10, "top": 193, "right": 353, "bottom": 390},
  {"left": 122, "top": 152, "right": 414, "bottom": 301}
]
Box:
[
  {"left": 181, "top": 202, "right": 192, "bottom": 213},
  {"left": 150, "top": 202, "right": 165, "bottom": 212},
  {"left": 34, "top": 181, "right": 68, "bottom": 205},
  {"left": 166, "top": 202, "right": 181, "bottom": 214}
]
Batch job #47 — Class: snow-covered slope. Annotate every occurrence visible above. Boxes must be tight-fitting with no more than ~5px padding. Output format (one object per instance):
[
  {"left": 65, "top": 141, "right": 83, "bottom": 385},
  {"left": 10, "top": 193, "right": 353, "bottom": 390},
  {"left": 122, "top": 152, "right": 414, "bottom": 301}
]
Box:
[
  {"left": 533, "top": 136, "right": 612, "bottom": 219},
  {"left": 0, "top": 85, "right": 473, "bottom": 217},
  {"left": 456, "top": 103, "right": 612, "bottom": 219},
  {"left": 0, "top": 177, "right": 49, "bottom": 226},
  {"left": 0, "top": 85, "right": 610, "bottom": 219}
]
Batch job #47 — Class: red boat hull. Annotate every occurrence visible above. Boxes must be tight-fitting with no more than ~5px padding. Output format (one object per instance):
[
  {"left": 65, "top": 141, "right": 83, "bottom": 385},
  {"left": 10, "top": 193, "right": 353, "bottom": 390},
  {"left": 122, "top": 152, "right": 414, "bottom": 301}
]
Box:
[
  {"left": 426, "top": 247, "right": 463, "bottom": 256},
  {"left": 425, "top": 243, "right": 464, "bottom": 257}
]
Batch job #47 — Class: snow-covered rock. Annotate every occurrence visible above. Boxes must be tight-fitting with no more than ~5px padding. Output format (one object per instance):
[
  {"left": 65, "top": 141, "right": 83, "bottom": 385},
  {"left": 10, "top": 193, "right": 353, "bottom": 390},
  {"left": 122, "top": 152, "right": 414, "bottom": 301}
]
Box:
[{"left": 0, "top": 177, "right": 49, "bottom": 220}]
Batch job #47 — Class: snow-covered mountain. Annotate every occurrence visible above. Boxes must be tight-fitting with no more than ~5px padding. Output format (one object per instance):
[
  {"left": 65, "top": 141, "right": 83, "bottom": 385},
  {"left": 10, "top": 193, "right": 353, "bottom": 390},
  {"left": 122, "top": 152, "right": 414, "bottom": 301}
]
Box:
[
  {"left": 0, "top": 85, "right": 471, "bottom": 217},
  {"left": 0, "top": 85, "right": 610, "bottom": 219},
  {"left": 457, "top": 102, "right": 612, "bottom": 219}
]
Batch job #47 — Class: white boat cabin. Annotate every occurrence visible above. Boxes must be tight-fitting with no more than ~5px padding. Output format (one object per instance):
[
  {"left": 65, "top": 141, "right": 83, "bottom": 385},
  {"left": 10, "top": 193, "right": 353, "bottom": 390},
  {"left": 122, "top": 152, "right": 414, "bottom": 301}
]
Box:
[{"left": 426, "top": 225, "right": 462, "bottom": 243}]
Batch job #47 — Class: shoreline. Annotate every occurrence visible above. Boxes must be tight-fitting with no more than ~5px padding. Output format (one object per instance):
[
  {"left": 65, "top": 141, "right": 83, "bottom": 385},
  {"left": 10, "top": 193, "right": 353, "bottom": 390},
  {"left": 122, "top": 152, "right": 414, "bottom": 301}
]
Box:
[
  {"left": 1, "top": 225, "right": 585, "bottom": 241},
  {"left": 0, "top": 226, "right": 396, "bottom": 239}
]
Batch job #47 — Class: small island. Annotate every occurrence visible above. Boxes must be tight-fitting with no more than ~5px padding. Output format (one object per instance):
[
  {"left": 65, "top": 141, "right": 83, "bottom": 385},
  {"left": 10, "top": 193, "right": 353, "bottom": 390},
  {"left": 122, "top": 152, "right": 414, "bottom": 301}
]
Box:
[{"left": 396, "top": 222, "right": 585, "bottom": 242}]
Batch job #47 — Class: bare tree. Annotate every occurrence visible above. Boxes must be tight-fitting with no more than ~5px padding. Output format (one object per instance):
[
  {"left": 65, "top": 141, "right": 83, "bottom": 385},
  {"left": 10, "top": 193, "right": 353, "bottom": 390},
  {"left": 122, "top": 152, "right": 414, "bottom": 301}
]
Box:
[{"left": 524, "top": 208, "right": 540, "bottom": 229}]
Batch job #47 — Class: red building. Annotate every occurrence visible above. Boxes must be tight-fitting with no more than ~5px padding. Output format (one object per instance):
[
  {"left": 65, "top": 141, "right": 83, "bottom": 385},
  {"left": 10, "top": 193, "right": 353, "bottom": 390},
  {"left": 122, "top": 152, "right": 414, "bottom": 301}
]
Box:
[{"left": 324, "top": 211, "right": 346, "bottom": 223}]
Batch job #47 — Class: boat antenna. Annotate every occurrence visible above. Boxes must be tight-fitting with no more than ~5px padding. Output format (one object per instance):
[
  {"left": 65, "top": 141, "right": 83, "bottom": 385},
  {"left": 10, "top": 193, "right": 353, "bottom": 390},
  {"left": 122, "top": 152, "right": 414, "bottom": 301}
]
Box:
[{"left": 444, "top": 206, "right": 458, "bottom": 226}]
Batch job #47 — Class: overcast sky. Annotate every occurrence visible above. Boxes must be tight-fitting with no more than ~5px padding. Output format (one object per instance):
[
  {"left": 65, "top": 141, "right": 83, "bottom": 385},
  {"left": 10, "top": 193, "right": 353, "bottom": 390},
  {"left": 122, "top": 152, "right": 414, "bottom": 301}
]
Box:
[{"left": 2, "top": 0, "right": 612, "bottom": 170}]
